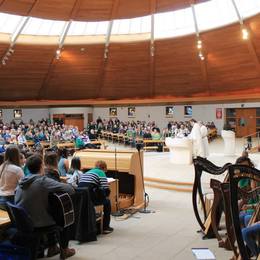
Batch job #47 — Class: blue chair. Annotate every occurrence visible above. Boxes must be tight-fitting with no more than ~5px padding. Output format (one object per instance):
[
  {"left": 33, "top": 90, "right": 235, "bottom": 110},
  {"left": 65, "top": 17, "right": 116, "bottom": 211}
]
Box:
[
  {"left": 6, "top": 202, "right": 62, "bottom": 260},
  {"left": 0, "top": 241, "right": 30, "bottom": 260}
]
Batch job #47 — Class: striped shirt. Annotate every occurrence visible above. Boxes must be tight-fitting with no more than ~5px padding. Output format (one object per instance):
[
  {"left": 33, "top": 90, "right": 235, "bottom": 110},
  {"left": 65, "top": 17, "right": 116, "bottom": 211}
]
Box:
[{"left": 79, "top": 168, "right": 109, "bottom": 190}]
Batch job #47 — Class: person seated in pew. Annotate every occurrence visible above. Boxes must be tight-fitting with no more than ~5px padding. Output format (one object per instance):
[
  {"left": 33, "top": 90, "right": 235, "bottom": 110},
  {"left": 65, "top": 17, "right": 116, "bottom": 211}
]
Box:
[
  {"left": 75, "top": 133, "right": 98, "bottom": 149},
  {"left": 151, "top": 128, "right": 161, "bottom": 140},
  {"left": 88, "top": 129, "right": 97, "bottom": 141},
  {"left": 15, "top": 154, "right": 76, "bottom": 258},
  {"left": 78, "top": 160, "right": 113, "bottom": 234},
  {"left": 0, "top": 145, "right": 24, "bottom": 208},
  {"left": 58, "top": 149, "right": 69, "bottom": 177},
  {"left": 67, "top": 157, "right": 83, "bottom": 187},
  {"left": 44, "top": 152, "right": 60, "bottom": 182},
  {"left": 143, "top": 128, "right": 152, "bottom": 139}
]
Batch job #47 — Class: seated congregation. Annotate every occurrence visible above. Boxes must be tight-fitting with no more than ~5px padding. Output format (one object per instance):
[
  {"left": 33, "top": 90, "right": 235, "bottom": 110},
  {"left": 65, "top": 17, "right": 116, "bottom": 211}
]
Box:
[{"left": 0, "top": 144, "right": 114, "bottom": 259}]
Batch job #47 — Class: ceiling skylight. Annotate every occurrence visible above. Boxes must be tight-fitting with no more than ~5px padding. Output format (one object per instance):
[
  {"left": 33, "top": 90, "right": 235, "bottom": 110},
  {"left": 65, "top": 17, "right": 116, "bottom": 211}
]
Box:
[{"left": 0, "top": 0, "right": 259, "bottom": 38}]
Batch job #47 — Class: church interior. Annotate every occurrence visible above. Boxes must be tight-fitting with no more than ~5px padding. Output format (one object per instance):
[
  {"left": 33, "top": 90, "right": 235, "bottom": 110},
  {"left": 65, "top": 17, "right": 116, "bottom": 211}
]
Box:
[{"left": 0, "top": 0, "right": 260, "bottom": 259}]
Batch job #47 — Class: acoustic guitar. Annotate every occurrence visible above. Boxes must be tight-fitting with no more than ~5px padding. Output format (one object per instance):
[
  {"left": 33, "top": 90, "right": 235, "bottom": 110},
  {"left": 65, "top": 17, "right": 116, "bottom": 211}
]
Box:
[{"left": 49, "top": 193, "right": 75, "bottom": 228}]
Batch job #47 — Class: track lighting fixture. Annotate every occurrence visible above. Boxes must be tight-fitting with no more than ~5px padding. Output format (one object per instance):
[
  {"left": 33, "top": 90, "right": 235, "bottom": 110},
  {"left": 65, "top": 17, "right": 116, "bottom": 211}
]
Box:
[
  {"left": 56, "top": 49, "right": 62, "bottom": 59},
  {"left": 242, "top": 28, "right": 249, "bottom": 40}
]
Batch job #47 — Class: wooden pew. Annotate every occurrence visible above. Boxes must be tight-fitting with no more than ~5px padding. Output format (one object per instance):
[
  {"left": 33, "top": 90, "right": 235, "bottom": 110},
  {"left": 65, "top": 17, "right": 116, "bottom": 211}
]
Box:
[
  {"left": 40, "top": 141, "right": 50, "bottom": 148},
  {"left": 26, "top": 140, "right": 35, "bottom": 147},
  {"left": 74, "top": 149, "right": 145, "bottom": 211},
  {"left": 143, "top": 139, "right": 164, "bottom": 151},
  {"left": 57, "top": 142, "right": 75, "bottom": 149}
]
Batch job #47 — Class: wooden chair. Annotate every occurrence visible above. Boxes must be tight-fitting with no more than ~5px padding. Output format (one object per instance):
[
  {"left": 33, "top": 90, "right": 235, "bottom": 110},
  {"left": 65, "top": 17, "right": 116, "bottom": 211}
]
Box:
[{"left": 95, "top": 205, "right": 104, "bottom": 234}]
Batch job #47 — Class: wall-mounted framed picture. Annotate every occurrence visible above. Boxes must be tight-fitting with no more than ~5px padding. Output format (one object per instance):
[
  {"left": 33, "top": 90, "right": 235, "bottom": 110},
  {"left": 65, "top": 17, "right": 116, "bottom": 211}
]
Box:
[
  {"left": 184, "top": 105, "right": 192, "bottom": 117},
  {"left": 216, "top": 108, "right": 222, "bottom": 119},
  {"left": 14, "top": 109, "right": 22, "bottom": 119},
  {"left": 128, "top": 107, "right": 136, "bottom": 118},
  {"left": 165, "top": 106, "right": 174, "bottom": 117},
  {"left": 0, "top": 109, "right": 2, "bottom": 119},
  {"left": 109, "top": 107, "right": 117, "bottom": 117}
]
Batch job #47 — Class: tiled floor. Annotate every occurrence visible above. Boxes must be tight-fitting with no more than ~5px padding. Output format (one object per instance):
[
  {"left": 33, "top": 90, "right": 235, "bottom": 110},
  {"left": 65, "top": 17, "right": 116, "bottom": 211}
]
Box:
[{"left": 51, "top": 137, "right": 260, "bottom": 259}]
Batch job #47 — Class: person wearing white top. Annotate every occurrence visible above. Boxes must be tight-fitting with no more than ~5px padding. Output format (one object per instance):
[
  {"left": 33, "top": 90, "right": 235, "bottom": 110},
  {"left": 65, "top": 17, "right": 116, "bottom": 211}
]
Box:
[
  {"left": 189, "top": 119, "right": 204, "bottom": 158},
  {"left": 0, "top": 145, "right": 24, "bottom": 207},
  {"left": 199, "top": 121, "right": 209, "bottom": 158},
  {"left": 17, "top": 132, "right": 27, "bottom": 145},
  {"left": 67, "top": 157, "right": 82, "bottom": 187}
]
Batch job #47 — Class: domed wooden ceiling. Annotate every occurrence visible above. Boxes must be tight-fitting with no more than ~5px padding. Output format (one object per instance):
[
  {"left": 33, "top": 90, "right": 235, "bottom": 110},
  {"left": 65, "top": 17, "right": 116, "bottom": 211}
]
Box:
[
  {"left": 0, "top": 14, "right": 260, "bottom": 106},
  {"left": 0, "top": 0, "right": 209, "bottom": 21}
]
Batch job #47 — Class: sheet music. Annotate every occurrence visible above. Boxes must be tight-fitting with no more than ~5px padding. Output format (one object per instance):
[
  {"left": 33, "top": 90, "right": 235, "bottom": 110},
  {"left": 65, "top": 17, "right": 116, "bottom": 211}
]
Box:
[
  {"left": 191, "top": 248, "right": 216, "bottom": 260},
  {"left": 107, "top": 177, "right": 115, "bottom": 183}
]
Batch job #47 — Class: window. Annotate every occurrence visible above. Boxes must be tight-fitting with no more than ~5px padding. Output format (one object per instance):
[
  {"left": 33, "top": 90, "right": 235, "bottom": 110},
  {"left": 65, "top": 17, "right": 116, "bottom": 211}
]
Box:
[
  {"left": 0, "top": 0, "right": 259, "bottom": 38},
  {"left": 112, "top": 16, "right": 151, "bottom": 35},
  {"left": 154, "top": 7, "right": 195, "bottom": 39}
]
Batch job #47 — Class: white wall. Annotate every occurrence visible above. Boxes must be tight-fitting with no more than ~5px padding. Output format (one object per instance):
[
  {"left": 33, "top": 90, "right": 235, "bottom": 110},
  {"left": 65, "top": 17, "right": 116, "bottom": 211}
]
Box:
[
  {"left": 49, "top": 107, "right": 93, "bottom": 127},
  {"left": 1, "top": 108, "right": 49, "bottom": 123},
  {"left": 0, "top": 107, "right": 93, "bottom": 127},
  {"left": 2, "top": 102, "right": 260, "bottom": 134},
  {"left": 93, "top": 102, "right": 260, "bottom": 134}
]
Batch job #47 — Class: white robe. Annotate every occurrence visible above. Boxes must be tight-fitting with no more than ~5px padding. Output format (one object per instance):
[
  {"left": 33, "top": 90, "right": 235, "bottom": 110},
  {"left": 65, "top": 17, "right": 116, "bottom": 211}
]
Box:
[
  {"left": 189, "top": 123, "right": 204, "bottom": 158},
  {"left": 200, "top": 125, "right": 209, "bottom": 158}
]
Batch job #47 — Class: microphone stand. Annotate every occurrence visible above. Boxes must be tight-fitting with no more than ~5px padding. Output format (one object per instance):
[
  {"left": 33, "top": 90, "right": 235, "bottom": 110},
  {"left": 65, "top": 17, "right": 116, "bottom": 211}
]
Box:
[
  {"left": 137, "top": 143, "right": 153, "bottom": 214},
  {"left": 111, "top": 147, "right": 124, "bottom": 217}
]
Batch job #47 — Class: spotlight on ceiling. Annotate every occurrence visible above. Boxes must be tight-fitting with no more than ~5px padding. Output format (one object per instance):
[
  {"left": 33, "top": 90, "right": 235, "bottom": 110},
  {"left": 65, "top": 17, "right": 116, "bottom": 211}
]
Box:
[
  {"left": 242, "top": 28, "right": 249, "bottom": 40},
  {"left": 197, "top": 39, "right": 202, "bottom": 49},
  {"left": 56, "top": 49, "right": 61, "bottom": 59}
]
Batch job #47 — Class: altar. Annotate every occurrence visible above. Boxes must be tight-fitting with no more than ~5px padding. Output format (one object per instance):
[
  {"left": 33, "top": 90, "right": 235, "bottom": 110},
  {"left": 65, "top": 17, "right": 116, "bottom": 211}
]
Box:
[{"left": 165, "top": 137, "right": 193, "bottom": 164}]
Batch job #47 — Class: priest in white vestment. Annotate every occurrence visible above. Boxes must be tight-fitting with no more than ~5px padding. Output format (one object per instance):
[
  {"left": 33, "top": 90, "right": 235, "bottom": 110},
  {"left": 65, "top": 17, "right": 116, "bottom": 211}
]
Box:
[
  {"left": 199, "top": 121, "right": 209, "bottom": 158},
  {"left": 189, "top": 119, "right": 204, "bottom": 158}
]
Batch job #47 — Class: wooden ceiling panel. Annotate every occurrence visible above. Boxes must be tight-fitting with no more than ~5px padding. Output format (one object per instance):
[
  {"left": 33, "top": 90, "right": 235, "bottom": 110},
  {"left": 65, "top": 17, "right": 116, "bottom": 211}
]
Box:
[
  {"left": 203, "top": 22, "right": 260, "bottom": 95},
  {"left": 0, "top": 0, "right": 34, "bottom": 16},
  {"left": 156, "top": 0, "right": 191, "bottom": 13},
  {"left": 31, "top": 0, "right": 75, "bottom": 21},
  {"left": 155, "top": 36, "right": 206, "bottom": 96},
  {"left": 248, "top": 16, "right": 260, "bottom": 58},
  {"left": 44, "top": 45, "right": 104, "bottom": 100},
  {"left": 76, "top": 0, "right": 114, "bottom": 21},
  {"left": 102, "top": 42, "right": 150, "bottom": 99},
  {"left": 0, "top": 14, "right": 260, "bottom": 104},
  {"left": 116, "top": 0, "right": 150, "bottom": 19},
  {"left": 0, "top": 44, "right": 55, "bottom": 100}
]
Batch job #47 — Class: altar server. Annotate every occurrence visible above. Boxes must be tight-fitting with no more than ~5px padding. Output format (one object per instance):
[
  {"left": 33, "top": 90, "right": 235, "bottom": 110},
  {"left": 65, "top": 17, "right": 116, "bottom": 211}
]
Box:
[
  {"left": 199, "top": 121, "right": 209, "bottom": 158},
  {"left": 189, "top": 119, "right": 204, "bottom": 158}
]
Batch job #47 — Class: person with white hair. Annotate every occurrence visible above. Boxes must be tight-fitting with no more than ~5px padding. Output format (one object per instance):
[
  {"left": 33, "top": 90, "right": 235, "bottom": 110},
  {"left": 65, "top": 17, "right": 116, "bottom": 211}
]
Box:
[{"left": 199, "top": 121, "right": 209, "bottom": 158}]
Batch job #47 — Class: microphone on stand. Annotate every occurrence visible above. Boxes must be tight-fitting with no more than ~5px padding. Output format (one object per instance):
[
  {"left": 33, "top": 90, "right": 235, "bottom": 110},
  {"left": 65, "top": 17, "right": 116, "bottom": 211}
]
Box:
[{"left": 136, "top": 143, "right": 154, "bottom": 214}]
